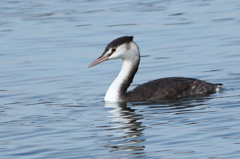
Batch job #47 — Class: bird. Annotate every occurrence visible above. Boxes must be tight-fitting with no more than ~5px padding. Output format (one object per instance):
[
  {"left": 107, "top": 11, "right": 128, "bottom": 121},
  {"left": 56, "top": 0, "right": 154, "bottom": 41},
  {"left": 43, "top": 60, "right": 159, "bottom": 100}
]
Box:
[{"left": 88, "top": 36, "right": 223, "bottom": 102}]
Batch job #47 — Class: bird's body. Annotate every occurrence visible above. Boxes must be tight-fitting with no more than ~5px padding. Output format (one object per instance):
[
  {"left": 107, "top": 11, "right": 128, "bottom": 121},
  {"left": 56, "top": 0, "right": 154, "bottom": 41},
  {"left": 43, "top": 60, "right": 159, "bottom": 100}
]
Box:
[
  {"left": 123, "top": 77, "right": 221, "bottom": 101},
  {"left": 88, "top": 36, "right": 222, "bottom": 102}
]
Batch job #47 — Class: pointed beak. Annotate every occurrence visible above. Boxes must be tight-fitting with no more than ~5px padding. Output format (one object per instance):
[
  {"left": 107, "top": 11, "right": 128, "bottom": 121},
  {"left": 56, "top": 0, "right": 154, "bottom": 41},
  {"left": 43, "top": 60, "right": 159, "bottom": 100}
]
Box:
[{"left": 88, "top": 54, "right": 110, "bottom": 68}]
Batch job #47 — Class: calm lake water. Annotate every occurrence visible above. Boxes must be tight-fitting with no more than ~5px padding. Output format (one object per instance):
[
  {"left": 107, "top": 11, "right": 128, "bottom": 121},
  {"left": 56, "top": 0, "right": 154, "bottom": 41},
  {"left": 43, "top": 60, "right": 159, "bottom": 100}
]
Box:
[{"left": 1, "top": 0, "right": 240, "bottom": 158}]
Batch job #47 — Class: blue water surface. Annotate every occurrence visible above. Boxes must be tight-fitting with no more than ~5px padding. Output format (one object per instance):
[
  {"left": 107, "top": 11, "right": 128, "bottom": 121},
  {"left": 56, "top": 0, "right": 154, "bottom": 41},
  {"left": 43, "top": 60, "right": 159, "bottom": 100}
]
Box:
[{"left": 1, "top": 0, "right": 240, "bottom": 158}]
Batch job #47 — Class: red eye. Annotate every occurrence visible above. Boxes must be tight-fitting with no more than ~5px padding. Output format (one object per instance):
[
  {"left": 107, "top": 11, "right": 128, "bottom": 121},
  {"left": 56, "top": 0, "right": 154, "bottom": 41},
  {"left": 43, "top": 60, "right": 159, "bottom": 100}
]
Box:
[{"left": 111, "top": 48, "right": 116, "bottom": 53}]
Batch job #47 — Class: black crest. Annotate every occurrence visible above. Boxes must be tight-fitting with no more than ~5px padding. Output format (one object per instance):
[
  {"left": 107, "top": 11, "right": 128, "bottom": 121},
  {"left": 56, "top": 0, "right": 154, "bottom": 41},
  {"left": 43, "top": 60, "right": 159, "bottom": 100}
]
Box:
[{"left": 103, "top": 36, "right": 134, "bottom": 53}]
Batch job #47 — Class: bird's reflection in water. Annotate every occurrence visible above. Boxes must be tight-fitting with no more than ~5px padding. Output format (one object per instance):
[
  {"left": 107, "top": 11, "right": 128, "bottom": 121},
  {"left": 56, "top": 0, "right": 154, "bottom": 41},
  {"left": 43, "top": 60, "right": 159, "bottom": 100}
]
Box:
[
  {"left": 105, "top": 101, "right": 146, "bottom": 157},
  {"left": 104, "top": 96, "right": 215, "bottom": 158}
]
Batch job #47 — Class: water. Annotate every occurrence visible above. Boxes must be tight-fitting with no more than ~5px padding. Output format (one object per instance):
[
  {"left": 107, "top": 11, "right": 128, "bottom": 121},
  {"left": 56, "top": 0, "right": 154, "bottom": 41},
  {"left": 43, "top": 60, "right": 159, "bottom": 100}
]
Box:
[{"left": 1, "top": 0, "right": 240, "bottom": 158}]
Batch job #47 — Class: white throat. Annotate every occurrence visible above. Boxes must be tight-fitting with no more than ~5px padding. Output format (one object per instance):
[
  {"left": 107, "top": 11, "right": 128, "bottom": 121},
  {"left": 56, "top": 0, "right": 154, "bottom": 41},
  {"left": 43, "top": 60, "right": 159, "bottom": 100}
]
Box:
[
  {"left": 104, "top": 42, "right": 140, "bottom": 101},
  {"left": 104, "top": 60, "right": 133, "bottom": 101}
]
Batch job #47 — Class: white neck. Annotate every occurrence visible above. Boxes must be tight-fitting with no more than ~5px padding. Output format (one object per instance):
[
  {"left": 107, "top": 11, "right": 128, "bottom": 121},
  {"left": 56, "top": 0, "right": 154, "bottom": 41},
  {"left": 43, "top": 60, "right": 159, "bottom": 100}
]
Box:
[
  {"left": 104, "top": 60, "right": 134, "bottom": 101},
  {"left": 104, "top": 42, "right": 140, "bottom": 101}
]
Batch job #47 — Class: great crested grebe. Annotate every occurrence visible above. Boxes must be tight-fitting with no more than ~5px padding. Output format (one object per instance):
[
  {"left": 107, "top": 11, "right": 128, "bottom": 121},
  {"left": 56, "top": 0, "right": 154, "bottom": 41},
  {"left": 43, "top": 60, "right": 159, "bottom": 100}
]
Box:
[{"left": 88, "top": 36, "right": 222, "bottom": 102}]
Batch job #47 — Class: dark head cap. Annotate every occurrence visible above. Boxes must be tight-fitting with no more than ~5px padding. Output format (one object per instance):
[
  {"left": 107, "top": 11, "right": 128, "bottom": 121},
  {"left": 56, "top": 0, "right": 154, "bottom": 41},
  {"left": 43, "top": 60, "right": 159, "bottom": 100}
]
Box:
[
  {"left": 103, "top": 36, "right": 134, "bottom": 53},
  {"left": 89, "top": 36, "right": 135, "bottom": 68}
]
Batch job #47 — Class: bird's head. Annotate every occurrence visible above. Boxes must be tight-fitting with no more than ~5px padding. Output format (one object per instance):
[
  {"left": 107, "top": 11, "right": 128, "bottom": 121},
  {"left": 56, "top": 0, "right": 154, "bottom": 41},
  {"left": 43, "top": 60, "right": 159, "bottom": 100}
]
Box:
[{"left": 88, "top": 36, "right": 139, "bottom": 68}]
